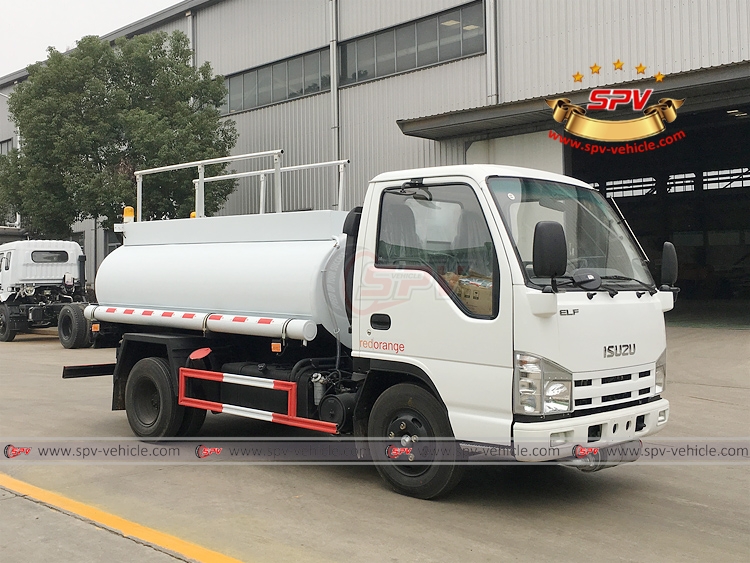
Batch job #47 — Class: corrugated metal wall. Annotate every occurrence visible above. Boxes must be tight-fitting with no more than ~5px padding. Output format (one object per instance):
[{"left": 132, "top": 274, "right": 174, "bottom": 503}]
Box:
[
  {"left": 152, "top": 15, "right": 191, "bottom": 36},
  {"left": 216, "top": 92, "right": 334, "bottom": 215},
  {"left": 499, "top": 0, "right": 750, "bottom": 103},
  {"left": 339, "top": 0, "right": 470, "bottom": 40},
  {"left": 339, "top": 56, "right": 486, "bottom": 209},
  {"left": 195, "top": 0, "right": 328, "bottom": 76}
]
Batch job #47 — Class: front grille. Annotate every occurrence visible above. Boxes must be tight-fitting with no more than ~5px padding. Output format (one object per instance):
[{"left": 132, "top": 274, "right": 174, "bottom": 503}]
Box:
[
  {"left": 573, "top": 367, "right": 655, "bottom": 411},
  {"left": 602, "top": 391, "right": 632, "bottom": 402},
  {"left": 602, "top": 374, "right": 631, "bottom": 384}
]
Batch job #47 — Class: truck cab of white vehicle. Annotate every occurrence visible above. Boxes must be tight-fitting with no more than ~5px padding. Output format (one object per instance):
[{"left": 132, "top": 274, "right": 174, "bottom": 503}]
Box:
[
  {"left": 70, "top": 163, "right": 676, "bottom": 499},
  {"left": 0, "top": 240, "right": 90, "bottom": 347},
  {"left": 351, "top": 166, "right": 673, "bottom": 471}
]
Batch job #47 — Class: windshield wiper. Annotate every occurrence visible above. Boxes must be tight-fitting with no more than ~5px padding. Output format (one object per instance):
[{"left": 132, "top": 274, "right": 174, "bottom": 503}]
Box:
[{"left": 600, "top": 275, "right": 657, "bottom": 295}]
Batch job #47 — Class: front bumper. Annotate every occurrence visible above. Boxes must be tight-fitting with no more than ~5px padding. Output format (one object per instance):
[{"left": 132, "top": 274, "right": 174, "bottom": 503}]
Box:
[{"left": 512, "top": 398, "right": 669, "bottom": 461}]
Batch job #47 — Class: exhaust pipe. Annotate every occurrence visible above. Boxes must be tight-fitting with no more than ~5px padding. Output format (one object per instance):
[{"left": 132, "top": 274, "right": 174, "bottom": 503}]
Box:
[
  {"left": 568, "top": 439, "right": 642, "bottom": 472},
  {"left": 78, "top": 254, "right": 87, "bottom": 290}
]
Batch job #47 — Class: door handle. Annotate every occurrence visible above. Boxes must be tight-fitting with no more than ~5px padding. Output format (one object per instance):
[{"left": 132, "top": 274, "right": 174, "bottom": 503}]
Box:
[{"left": 370, "top": 314, "right": 391, "bottom": 330}]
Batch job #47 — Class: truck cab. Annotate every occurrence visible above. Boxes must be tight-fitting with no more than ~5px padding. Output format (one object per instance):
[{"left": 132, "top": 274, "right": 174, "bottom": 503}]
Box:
[
  {"left": 0, "top": 240, "right": 90, "bottom": 346},
  {"left": 350, "top": 165, "right": 670, "bottom": 461}
]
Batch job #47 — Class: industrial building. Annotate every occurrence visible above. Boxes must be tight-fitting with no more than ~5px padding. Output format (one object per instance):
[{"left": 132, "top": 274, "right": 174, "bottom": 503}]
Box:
[{"left": 1, "top": 0, "right": 749, "bottom": 299}]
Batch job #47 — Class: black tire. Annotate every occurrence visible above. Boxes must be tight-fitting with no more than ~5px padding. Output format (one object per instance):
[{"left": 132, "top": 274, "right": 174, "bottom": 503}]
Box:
[
  {"left": 124, "top": 357, "right": 185, "bottom": 438},
  {"left": 368, "top": 383, "right": 464, "bottom": 499},
  {"left": 58, "top": 304, "right": 90, "bottom": 349},
  {"left": 0, "top": 304, "right": 16, "bottom": 343},
  {"left": 177, "top": 408, "right": 207, "bottom": 437}
]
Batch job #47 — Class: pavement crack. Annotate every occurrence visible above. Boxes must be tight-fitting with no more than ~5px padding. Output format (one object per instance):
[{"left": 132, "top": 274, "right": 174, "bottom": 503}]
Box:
[
  {"left": 16, "top": 494, "right": 193, "bottom": 562},
  {"left": 687, "top": 396, "right": 741, "bottom": 406}
]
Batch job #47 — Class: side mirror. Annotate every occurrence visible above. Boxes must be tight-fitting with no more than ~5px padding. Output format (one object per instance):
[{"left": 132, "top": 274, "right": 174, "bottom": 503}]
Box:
[
  {"left": 661, "top": 241, "right": 678, "bottom": 287},
  {"left": 533, "top": 221, "right": 567, "bottom": 278}
]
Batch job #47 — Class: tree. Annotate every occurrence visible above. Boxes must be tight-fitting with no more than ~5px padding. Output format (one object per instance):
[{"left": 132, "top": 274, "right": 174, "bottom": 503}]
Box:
[{"left": 0, "top": 31, "right": 237, "bottom": 238}]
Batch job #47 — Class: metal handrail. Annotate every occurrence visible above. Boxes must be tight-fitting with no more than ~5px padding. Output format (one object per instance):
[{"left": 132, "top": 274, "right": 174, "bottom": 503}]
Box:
[
  {"left": 134, "top": 149, "right": 283, "bottom": 221},
  {"left": 193, "top": 159, "right": 350, "bottom": 214}
]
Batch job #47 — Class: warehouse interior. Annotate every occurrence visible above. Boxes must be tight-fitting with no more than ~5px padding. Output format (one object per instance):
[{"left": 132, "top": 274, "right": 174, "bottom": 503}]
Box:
[{"left": 570, "top": 105, "right": 750, "bottom": 301}]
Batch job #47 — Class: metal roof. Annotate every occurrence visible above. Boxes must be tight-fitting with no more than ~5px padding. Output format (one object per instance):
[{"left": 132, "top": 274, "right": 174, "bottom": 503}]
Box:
[
  {"left": 397, "top": 61, "right": 750, "bottom": 142},
  {"left": 0, "top": 0, "right": 223, "bottom": 89}
]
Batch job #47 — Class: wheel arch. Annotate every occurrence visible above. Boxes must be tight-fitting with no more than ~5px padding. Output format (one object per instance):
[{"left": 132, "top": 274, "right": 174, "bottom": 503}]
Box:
[
  {"left": 112, "top": 334, "right": 207, "bottom": 410},
  {"left": 353, "top": 359, "right": 448, "bottom": 438}
]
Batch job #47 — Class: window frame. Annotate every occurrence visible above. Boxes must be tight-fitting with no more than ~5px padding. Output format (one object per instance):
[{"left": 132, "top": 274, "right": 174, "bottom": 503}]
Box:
[
  {"left": 338, "top": 1, "right": 485, "bottom": 87},
  {"left": 222, "top": 47, "right": 331, "bottom": 115},
  {"left": 374, "top": 182, "right": 499, "bottom": 320},
  {"left": 0, "top": 138, "right": 13, "bottom": 156},
  {"left": 31, "top": 250, "right": 69, "bottom": 264}
]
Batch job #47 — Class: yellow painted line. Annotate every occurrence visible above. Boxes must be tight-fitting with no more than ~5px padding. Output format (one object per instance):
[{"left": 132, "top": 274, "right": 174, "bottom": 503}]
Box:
[{"left": 0, "top": 473, "right": 244, "bottom": 563}]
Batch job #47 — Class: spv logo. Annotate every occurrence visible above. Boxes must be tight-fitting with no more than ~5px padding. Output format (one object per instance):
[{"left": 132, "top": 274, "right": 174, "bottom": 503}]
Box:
[
  {"left": 195, "top": 445, "right": 222, "bottom": 459},
  {"left": 587, "top": 89, "right": 653, "bottom": 111},
  {"left": 4, "top": 444, "right": 31, "bottom": 459},
  {"left": 546, "top": 59, "right": 684, "bottom": 143}
]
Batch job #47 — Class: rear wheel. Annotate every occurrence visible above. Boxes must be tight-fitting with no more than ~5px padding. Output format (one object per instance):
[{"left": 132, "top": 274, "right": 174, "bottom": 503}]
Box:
[
  {"left": 58, "top": 304, "right": 90, "bottom": 349},
  {"left": 124, "top": 357, "right": 184, "bottom": 438},
  {"left": 0, "top": 304, "right": 16, "bottom": 342},
  {"left": 368, "top": 383, "right": 464, "bottom": 499}
]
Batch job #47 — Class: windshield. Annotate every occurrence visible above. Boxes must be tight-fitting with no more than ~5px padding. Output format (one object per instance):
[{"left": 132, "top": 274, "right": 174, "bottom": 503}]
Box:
[{"left": 487, "top": 176, "right": 654, "bottom": 289}]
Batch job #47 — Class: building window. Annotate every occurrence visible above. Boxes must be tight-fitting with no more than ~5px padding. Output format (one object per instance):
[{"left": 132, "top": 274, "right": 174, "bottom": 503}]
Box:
[
  {"left": 605, "top": 177, "right": 656, "bottom": 197},
  {"left": 0, "top": 138, "right": 12, "bottom": 155},
  {"left": 222, "top": 47, "right": 331, "bottom": 115},
  {"left": 105, "top": 230, "right": 121, "bottom": 256},
  {"left": 339, "top": 1, "right": 485, "bottom": 86}
]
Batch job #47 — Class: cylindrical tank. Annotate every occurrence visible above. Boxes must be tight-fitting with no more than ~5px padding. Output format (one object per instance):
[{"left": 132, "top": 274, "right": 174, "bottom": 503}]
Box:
[{"left": 95, "top": 211, "right": 351, "bottom": 347}]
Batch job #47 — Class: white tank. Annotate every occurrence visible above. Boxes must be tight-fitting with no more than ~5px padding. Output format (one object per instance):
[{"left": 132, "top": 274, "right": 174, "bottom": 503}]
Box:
[{"left": 95, "top": 211, "right": 351, "bottom": 347}]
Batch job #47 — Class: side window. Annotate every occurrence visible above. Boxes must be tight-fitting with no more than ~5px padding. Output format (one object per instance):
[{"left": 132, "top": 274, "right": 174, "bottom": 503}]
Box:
[
  {"left": 4, "top": 252, "right": 10, "bottom": 270},
  {"left": 376, "top": 184, "right": 497, "bottom": 317},
  {"left": 31, "top": 251, "right": 69, "bottom": 263}
]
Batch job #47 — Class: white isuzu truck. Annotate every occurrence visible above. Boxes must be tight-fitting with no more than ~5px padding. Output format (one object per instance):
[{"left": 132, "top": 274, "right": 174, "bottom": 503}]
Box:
[
  {"left": 0, "top": 240, "right": 91, "bottom": 347},
  {"left": 65, "top": 164, "right": 677, "bottom": 498}
]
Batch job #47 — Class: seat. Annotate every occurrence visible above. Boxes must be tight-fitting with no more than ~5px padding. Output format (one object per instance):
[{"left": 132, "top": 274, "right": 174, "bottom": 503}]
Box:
[
  {"left": 452, "top": 211, "right": 493, "bottom": 277},
  {"left": 378, "top": 201, "right": 422, "bottom": 265}
]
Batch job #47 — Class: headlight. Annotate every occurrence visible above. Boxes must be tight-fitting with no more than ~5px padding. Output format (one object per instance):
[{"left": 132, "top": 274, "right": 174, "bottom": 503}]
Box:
[
  {"left": 23, "top": 286, "right": 35, "bottom": 296},
  {"left": 655, "top": 349, "right": 667, "bottom": 394},
  {"left": 514, "top": 353, "right": 573, "bottom": 415}
]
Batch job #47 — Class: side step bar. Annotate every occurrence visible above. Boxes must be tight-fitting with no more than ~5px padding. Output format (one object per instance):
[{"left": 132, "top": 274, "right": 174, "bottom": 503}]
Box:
[{"left": 178, "top": 367, "right": 338, "bottom": 434}]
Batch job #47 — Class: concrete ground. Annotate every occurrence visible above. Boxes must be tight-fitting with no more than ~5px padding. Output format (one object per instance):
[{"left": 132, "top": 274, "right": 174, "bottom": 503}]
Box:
[{"left": 0, "top": 307, "right": 748, "bottom": 562}]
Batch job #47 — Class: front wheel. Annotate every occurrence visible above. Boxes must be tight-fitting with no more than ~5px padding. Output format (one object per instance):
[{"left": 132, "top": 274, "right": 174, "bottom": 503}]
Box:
[
  {"left": 0, "top": 304, "right": 16, "bottom": 342},
  {"left": 368, "top": 383, "right": 464, "bottom": 499},
  {"left": 124, "top": 357, "right": 184, "bottom": 438}
]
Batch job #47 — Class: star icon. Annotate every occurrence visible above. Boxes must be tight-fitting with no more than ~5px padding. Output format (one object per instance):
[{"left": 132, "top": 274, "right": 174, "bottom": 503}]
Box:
[
  {"left": 635, "top": 63, "right": 647, "bottom": 74},
  {"left": 654, "top": 71, "right": 665, "bottom": 82},
  {"left": 590, "top": 63, "right": 601, "bottom": 74},
  {"left": 573, "top": 71, "right": 584, "bottom": 82},
  {"left": 613, "top": 59, "right": 624, "bottom": 70}
]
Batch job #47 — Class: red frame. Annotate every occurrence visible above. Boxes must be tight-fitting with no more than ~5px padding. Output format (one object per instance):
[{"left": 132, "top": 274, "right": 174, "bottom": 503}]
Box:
[{"left": 178, "top": 367, "right": 337, "bottom": 434}]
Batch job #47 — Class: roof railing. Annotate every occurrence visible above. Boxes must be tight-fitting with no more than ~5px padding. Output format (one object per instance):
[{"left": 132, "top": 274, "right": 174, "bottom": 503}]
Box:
[
  {"left": 192, "top": 159, "right": 350, "bottom": 214},
  {"left": 133, "top": 149, "right": 283, "bottom": 221}
]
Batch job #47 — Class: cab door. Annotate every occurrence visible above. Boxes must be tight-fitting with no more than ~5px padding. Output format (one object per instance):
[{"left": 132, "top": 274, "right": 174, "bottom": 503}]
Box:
[{"left": 352, "top": 178, "right": 514, "bottom": 444}]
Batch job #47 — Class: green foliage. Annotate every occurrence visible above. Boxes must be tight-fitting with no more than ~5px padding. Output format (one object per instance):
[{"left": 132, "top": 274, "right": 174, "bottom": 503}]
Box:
[{"left": 0, "top": 31, "right": 237, "bottom": 237}]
